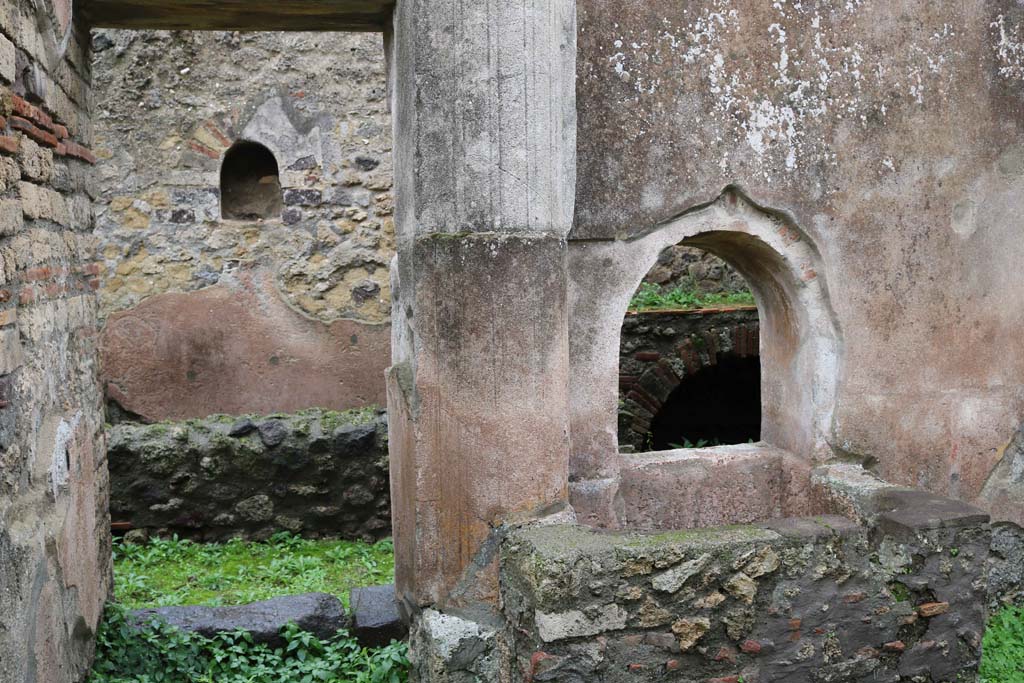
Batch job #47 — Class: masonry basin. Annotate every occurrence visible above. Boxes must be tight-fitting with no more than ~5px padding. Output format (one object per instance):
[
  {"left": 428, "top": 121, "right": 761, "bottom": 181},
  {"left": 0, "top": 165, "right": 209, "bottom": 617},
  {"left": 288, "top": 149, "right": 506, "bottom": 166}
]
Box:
[{"left": 499, "top": 461, "right": 992, "bottom": 682}]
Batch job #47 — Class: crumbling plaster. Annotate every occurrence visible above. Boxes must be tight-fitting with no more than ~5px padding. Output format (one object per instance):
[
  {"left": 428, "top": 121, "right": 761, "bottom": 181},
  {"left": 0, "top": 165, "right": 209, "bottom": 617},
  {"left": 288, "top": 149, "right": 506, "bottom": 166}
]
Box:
[{"left": 574, "top": 0, "right": 1024, "bottom": 522}]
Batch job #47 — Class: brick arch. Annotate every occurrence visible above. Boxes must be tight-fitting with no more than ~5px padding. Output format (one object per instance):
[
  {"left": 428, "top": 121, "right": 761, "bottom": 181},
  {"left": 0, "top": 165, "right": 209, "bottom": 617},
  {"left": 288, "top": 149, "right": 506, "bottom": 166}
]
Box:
[{"left": 618, "top": 310, "right": 759, "bottom": 451}]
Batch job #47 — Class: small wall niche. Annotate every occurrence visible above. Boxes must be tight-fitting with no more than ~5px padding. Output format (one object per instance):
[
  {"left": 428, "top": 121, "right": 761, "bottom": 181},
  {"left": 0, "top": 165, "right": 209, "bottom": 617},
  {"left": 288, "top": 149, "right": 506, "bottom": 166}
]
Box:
[{"left": 220, "top": 141, "right": 283, "bottom": 220}]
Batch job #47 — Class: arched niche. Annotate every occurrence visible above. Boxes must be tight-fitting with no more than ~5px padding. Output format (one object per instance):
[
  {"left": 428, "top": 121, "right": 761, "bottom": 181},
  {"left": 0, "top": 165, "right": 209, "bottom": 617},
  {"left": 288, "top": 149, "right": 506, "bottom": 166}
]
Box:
[
  {"left": 567, "top": 189, "right": 841, "bottom": 526},
  {"left": 220, "top": 140, "right": 283, "bottom": 220}
]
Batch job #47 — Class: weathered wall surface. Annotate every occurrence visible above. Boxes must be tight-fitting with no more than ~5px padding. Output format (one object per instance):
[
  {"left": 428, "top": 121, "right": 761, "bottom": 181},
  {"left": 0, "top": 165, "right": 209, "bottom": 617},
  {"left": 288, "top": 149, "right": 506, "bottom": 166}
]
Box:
[
  {"left": 502, "top": 506, "right": 989, "bottom": 683},
  {"left": 0, "top": 1, "right": 111, "bottom": 681},
  {"left": 573, "top": 1, "right": 1024, "bottom": 522},
  {"left": 108, "top": 408, "right": 391, "bottom": 541},
  {"left": 91, "top": 29, "right": 393, "bottom": 420},
  {"left": 643, "top": 245, "right": 747, "bottom": 294}
]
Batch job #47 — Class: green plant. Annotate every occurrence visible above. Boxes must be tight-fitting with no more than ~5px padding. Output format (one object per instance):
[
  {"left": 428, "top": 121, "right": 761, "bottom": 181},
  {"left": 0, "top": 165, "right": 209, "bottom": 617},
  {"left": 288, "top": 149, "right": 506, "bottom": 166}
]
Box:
[
  {"left": 89, "top": 604, "right": 409, "bottom": 683},
  {"left": 982, "top": 604, "right": 1024, "bottom": 682},
  {"left": 111, "top": 533, "right": 394, "bottom": 609},
  {"left": 628, "top": 282, "right": 756, "bottom": 312}
]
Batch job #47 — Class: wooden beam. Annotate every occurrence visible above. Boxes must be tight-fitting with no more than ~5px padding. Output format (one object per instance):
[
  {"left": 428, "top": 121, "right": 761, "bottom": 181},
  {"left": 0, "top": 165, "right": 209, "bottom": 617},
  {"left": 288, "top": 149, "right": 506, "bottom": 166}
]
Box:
[{"left": 81, "top": 0, "right": 394, "bottom": 32}]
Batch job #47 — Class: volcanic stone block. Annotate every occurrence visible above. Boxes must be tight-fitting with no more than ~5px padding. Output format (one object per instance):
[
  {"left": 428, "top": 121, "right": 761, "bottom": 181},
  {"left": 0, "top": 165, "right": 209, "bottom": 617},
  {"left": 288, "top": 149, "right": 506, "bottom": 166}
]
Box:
[
  {"left": 130, "top": 593, "right": 349, "bottom": 647},
  {"left": 349, "top": 584, "right": 407, "bottom": 647}
]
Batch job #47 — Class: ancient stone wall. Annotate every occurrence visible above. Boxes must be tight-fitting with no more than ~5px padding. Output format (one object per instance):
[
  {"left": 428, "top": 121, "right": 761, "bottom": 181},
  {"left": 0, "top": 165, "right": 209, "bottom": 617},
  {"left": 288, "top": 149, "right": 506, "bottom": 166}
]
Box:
[
  {"left": 643, "top": 245, "right": 748, "bottom": 294},
  {"left": 414, "top": 465, "right": 992, "bottom": 682},
  {"left": 91, "top": 29, "right": 394, "bottom": 420},
  {"left": 0, "top": 1, "right": 111, "bottom": 681},
  {"left": 501, "top": 509, "right": 989, "bottom": 683},
  {"left": 107, "top": 408, "right": 391, "bottom": 541}
]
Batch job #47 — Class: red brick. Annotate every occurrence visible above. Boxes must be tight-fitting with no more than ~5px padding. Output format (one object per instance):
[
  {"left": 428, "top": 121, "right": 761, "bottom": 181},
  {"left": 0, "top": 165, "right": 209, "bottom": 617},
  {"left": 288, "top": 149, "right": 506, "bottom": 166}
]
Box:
[
  {"left": 0, "top": 290, "right": 10, "bottom": 303},
  {"left": 739, "top": 639, "right": 762, "bottom": 655},
  {"left": 11, "top": 95, "right": 35, "bottom": 120},
  {"left": 189, "top": 140, "right": 220, "bottom": 159},
  {"left": 10, "top": 117, "right": 59, "bottom": 148},
  {"left": 843, "top": 592, "right": 867, "bottom": 604},
  {"left": 634, "top": 351, "right": 661, "bottom": 362},
  {"left": 52, "top": 123, "right": 69, "bottom": 140},
  {"left": 0, "top": 135, "right": 18, "bottom": 155},
  {"left": 706, "top": 677, "right": 740, "bottom": 683},
  {"left": 11, "top": 95, "right": 54, "bottom": 132},
  {"left": 627, "top": 663, "right": 645, "bottom": 672},
  {"left": 203, "top": 121, "right": 232, "bottom": 147},
  {"left": 18, "top": 288, "right": 34, "bottom": 305},
  {"left": 627, "top": 389, "right": 661, "bottom": 415},
  {"left": 63, "top": 141, "right": 97, "bottom": 164},
  {"left": 882, "top": 640, "right": 905, "bottom": 653},
  {"left": 23, "top": 267, "right": 52, "bottom": 281},
  {"left": 713, "top": 646, "right": 736, "bottom": 663},
  {"left": 665, "top": 660, "right": 680, "bottom": 671}
]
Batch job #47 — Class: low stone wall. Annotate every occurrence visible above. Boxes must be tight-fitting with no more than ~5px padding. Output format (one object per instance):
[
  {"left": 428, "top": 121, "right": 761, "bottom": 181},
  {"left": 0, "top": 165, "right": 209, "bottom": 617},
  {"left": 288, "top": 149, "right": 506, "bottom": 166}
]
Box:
[
  {"left": 413, "top": 464, "right": 993, "bottom": 682},
  {"left": 107, "top": 408, "right": 390, "bottom": 541}
]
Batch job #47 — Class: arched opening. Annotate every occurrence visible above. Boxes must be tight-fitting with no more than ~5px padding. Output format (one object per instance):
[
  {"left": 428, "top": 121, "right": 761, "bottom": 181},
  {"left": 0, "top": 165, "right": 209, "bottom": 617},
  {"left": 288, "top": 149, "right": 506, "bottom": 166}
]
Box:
[
  {"left": 220, "top": 141, "right": 283, "bottom": 220},
  {"left": 568, "top": 191, "right": 842, "bottom": 530},
  {"left": 618, "top": 242, "right": 762, "bottom": 452}
]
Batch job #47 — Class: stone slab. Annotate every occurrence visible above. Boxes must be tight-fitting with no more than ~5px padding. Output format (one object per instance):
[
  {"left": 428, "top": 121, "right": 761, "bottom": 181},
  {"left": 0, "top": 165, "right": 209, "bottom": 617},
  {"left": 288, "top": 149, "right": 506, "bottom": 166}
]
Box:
[
  {"left": 129, "top": 593, "right": 348, "bottom": 647},
  {"left": 349, "top": 584, "right": 407, "bottom": 647},
  {"left": 874, "top": 488, "right": 991, "bottom": 539}
]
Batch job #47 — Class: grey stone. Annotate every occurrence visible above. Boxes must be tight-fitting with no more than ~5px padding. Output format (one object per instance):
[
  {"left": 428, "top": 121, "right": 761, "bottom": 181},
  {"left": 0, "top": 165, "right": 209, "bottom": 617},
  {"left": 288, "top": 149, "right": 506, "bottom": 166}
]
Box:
[
  {"left": 235, "top": 494, "right": 273, "bottom": 522},
  {"left": 353, "top": 155, "right": 380, "bottom": 171},
  {"left": 651, "top": 553, "right": 710, "bottom": 593},
  {"left": 332, "top": 423, "right": 376, "bottom": 457},
  {"left": 258, "top": 420, "right": 289, "bottom": 447},
  {"left": 874, "top": 489, "right": 990, "bottom": 539},
  {"left": 535, "top": 604, "right": 628, "bottom": 643},
  {"left": 410, "top": 610, "right": 500, "bottom": 683},
  {"left": 106, "top": 409, "right": 390, "bottom": 541},
  {"left": 130, "top": 593, "right": 349, "bottom": 647},
  {"left": 283, "top": 189, "right": 322, "bottom": 206},
  {"left": 123, "top": 528, "right": 149, "bottom": 545},
  {"left": 228, "top": 418, "right": 257, "bottom": 437},
  {"left": 349, "top": 584, "right": 407, "bottom": 647},
  {"left": 989, "top": 522, "right": 1024, "bottom": 608}
]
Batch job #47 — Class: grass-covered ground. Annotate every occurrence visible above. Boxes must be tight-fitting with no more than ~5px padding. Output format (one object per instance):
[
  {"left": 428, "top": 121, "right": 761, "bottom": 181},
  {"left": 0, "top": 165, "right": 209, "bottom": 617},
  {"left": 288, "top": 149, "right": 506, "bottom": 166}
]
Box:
[
  {"left": 628, "top": 282, "right": 755, "bottom": 312},
  {"left": 90, "top": 532, "right": 1024, "bottom": 681},
  {"left": 89, "top": 533, "right": 406, "bottom": 683},
  {"left": 112, "top": 532, "right": 395, "bottom": 609}
]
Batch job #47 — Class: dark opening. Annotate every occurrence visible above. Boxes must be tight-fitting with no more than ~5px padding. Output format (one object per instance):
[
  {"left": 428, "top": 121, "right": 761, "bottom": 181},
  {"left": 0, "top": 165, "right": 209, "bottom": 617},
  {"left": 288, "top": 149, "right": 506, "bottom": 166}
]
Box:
[
  {"left": 220, "top": 141, "right": 283, "bottom": 220},
  {"left": 649, "top": 354, "right": 761, "bottom": 450}
]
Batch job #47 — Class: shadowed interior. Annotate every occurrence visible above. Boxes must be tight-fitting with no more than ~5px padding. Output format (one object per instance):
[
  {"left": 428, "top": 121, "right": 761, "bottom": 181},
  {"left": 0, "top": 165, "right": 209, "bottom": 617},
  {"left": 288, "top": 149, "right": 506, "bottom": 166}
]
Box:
[{"left": 649, "top": 353, "right": 761, "bottom": 450}]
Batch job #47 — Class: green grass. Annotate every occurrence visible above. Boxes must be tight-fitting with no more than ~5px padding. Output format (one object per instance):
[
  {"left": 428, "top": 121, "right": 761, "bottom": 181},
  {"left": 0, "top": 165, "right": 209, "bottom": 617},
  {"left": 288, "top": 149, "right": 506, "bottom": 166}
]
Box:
[
  {"left": 628, "top": 282, "right": 755, "bottom": 312},
  {"left": 983, "top": 604, "right": 1024, "bottom": 682},
  {"left": 112, "top": 532, "right": 395, "bottom": 609},
  {"left": 91, "top": 533, "right": 405, "bottom": 683}
]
